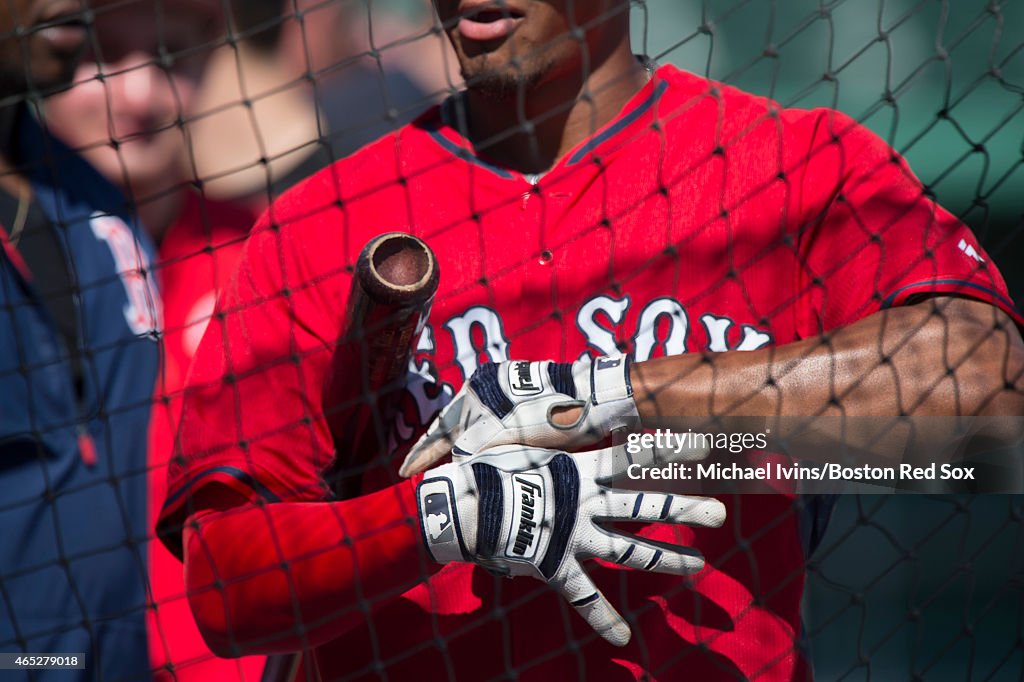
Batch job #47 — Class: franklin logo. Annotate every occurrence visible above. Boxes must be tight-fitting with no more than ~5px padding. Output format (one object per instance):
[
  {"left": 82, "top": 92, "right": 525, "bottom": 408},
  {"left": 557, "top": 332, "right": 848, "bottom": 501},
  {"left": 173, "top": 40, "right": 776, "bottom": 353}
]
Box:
[
  {"left": 508, "top": 361, "right": 543, "bottom": 397},
  {"left": 424, "top": 492, "right": 454, "bottom": 542},
  {"left": 506, "top": 474, "right": 544, "bottom": 559}
]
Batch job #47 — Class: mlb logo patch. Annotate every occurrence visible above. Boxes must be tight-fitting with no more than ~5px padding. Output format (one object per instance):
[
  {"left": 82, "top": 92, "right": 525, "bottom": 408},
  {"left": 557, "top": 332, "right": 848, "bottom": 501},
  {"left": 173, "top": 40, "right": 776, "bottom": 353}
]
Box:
[
  {"left": 424, "top": 492, "right": 454, "bottom": 543},
  {"left": 417, "top": 478, "right": 464, "bottom": 563}
]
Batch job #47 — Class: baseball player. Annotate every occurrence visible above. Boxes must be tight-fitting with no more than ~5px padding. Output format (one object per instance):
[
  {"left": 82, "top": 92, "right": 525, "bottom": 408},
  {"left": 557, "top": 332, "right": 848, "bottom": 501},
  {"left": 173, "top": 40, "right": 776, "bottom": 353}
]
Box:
[
  {"left": 158, "top": 1, "right": 1024, "bottom": 680},
  {"left": 0, "top": 1, "right": 161, "bottom": 678}
]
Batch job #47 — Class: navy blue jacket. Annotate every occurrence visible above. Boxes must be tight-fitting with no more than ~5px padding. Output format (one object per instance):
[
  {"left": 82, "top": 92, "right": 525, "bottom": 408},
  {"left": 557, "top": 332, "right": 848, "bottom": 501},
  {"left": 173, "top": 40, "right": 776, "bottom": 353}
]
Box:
[{"left": 0, "top": 110, "right": 160, "bottom": 681}]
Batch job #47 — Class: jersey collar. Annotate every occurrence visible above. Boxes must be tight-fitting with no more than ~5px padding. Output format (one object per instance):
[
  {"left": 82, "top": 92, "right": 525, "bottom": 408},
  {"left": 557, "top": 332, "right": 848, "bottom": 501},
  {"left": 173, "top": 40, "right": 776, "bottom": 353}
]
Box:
[{"left": 424, "top": 61, "right": 670, "bottom": 183}]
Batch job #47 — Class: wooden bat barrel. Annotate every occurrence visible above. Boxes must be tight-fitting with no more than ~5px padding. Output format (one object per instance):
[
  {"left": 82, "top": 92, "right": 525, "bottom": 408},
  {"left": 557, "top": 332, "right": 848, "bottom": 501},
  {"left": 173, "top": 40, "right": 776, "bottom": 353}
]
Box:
[{"left": 323, "top": 232, "right": 440, "bottom": 498}]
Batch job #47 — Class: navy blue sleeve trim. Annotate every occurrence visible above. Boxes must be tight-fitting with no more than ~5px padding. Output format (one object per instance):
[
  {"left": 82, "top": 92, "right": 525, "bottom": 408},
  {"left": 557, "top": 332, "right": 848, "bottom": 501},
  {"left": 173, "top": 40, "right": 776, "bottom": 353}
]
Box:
[
  {"left": 162, "top": 465, "right": 281, "bottom": 513},
  {"left": 880, "top": 278, "right": 1019, "bottom": 313}
]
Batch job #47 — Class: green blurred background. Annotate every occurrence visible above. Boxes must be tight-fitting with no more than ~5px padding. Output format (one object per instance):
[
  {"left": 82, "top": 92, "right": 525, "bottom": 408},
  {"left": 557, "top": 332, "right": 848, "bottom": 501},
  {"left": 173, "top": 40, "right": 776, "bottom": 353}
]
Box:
[{"left": 634, "top": 0, "right": 1024, "bottom": 304}]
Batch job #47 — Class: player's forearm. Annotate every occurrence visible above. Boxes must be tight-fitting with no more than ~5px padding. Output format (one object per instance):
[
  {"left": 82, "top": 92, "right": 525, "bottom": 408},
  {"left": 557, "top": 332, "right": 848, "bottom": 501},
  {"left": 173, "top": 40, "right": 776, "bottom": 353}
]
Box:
[
  {"left": 631, "top": 298, "right": 1024, "bottom": 451},
  {"left": 183, "top": 477, "right": 435, "bottom": 657}
]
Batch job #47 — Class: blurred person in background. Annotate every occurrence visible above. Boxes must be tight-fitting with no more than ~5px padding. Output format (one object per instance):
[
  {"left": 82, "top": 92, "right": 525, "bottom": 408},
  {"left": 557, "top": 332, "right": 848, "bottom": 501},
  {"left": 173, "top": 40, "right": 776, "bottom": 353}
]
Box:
[
  {"left": 189, "top": 0, "right": 437, "bottom": 211},
  {"left": 309, "top": 0, "right": 450, "bottom": 166},
  {"left": 0, "top": 0, "right": 161, "bottom": 679},
  {"left": 43, "top": 0, "right": 261, "bottom": 679}
]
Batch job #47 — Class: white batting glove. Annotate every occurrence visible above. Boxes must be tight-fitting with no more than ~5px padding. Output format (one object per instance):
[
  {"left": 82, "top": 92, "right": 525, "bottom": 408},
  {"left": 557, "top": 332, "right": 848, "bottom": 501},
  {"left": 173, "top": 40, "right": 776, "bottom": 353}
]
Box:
[
  {"left": 416, "top": 442, "right": 725, "bottom": 647},
  {"left": 400, "top": 356, "right": 637, "bottom": 477}
]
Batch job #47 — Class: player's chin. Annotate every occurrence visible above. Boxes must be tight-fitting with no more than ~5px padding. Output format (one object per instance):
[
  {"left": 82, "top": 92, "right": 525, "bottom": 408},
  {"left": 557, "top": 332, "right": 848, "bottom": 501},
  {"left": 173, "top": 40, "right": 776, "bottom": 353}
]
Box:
[
  {"left": 455, "top": 53, "right": 498, "bottom": 85},
  {"left": 462, "top": 60, "right": 526, "bottom": 96},
  {"left": 459, "top": 50, "right": 553, "bottom": 98}
]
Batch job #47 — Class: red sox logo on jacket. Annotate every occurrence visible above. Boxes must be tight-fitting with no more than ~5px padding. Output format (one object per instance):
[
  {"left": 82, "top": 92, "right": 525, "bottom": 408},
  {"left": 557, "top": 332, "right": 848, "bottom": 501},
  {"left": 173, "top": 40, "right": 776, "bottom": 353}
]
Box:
[{"left": 90, "top": 212, "right": 162, "bottom": 336}]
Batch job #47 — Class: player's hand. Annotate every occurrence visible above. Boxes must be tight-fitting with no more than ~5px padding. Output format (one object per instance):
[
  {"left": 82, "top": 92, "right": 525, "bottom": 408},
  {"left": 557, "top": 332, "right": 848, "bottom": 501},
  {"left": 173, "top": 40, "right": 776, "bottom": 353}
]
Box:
[
  {"left": 415, "top": 441, "right": 725, "bottom": 646},
  {"left": 399, "top": 356, "right": 638, "bottom": 477}
]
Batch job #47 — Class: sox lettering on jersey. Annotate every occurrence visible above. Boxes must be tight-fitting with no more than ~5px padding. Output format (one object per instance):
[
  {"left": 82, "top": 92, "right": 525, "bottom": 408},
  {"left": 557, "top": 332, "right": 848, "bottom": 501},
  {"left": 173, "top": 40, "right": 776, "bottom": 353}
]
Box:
[
  {"left": 576, "top": 295, "right": 632, "bottom": 356},
  {"left": 634, "top": 298, "right": 689, "bottom": 360},
  {"left": 90, "top": 212, "right": 162, "bottom": 337},
  {"left": 388, "top": 295, "right": 773, "bottom": 454},
  {"left": 700, "top": 314, "right": 773, "bottom": 352},
  {"left": 576, "top": 296, "right": 772, "bottom": 362}
]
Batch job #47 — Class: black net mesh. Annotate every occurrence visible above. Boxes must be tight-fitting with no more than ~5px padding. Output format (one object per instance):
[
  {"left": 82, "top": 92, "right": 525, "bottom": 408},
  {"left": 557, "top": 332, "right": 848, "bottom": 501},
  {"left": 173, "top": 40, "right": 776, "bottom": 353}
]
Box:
[{"left": 0, "top": 0, "right": 1021, "bottom": 681}]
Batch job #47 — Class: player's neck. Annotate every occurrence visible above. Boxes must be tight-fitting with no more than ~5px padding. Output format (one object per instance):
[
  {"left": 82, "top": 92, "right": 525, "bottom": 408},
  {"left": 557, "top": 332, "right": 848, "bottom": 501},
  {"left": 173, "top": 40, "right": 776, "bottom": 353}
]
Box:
[{"left": 464, "top": 43, "right": 648, "bottom": 175}]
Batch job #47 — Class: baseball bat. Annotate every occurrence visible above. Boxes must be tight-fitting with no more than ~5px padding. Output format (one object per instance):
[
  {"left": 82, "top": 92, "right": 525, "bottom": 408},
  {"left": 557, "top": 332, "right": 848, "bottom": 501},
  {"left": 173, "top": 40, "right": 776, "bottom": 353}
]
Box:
[
  {"left": 322, "top": 231, "right": 440, "bottom": 499},
  {"left": 265, "top": 233, "right": 438, "bottom": 682}
]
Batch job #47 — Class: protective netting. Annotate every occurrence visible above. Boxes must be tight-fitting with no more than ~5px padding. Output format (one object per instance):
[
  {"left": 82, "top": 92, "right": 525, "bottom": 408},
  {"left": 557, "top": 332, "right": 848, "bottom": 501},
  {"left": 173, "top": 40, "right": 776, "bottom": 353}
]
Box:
[{"left": 0, "top": 1, "right": 1021, "bottom": 681}]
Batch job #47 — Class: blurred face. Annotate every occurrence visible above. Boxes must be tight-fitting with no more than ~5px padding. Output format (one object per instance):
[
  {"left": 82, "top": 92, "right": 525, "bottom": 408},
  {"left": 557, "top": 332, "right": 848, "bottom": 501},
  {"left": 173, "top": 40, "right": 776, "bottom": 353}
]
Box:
[
  {"left": 43, "top": 1, "right": 216, "bottom": 194},
  {"left": 432, "top": 0, "right": 628, "bottom": 96},
  {"left": 0, "top": 0, "right": 89, "bottom": 96}
]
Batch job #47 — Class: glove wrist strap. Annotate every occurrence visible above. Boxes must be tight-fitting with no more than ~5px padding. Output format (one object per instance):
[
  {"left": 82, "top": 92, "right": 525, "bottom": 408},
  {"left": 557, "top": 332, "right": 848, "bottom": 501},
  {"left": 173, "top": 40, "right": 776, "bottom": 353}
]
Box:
[
  {"left": 590, "top": 355, "right": 633, "bottom": 405},
  {"left": 587, "top": 355, "right": 639, "bottom": 431}
]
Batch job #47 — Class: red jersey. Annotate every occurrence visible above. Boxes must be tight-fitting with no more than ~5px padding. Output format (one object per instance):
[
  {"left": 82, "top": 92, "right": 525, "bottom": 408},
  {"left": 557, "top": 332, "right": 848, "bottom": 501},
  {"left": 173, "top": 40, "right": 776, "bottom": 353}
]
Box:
[
  {"left": 147, "top": 190, "right": 264, "bottom": 681},
  {"left": 159, "top": 64, "right": 1020, "bottom": 681}
]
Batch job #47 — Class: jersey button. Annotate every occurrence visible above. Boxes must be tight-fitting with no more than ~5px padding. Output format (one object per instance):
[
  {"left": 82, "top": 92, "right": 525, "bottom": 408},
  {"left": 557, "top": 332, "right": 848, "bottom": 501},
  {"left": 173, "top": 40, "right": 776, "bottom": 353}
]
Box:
[{"left": 538, "top": 249, "right": 554, "bottom": 265}]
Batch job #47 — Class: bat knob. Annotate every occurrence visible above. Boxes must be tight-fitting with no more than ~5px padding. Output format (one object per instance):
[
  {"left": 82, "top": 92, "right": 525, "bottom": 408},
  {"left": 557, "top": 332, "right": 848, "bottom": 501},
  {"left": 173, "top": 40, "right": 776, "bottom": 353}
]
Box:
[{"left": 359, "top": 232, "right": 439, "bottom": 305}]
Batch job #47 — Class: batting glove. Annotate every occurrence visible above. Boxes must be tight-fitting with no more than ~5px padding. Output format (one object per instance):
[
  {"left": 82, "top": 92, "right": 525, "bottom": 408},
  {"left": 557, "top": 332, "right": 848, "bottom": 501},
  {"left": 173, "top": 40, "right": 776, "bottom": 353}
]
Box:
[
  {"left": 400, "top": 356, "right": 637, "bottom": 477},
  {"left": 416, "top": 442, "right": 726, "bottom": 646}
]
